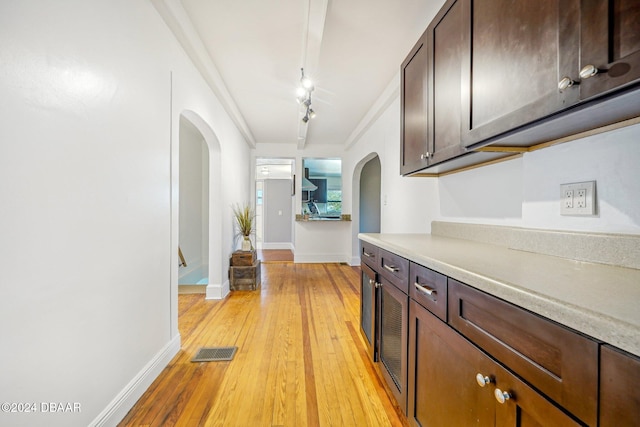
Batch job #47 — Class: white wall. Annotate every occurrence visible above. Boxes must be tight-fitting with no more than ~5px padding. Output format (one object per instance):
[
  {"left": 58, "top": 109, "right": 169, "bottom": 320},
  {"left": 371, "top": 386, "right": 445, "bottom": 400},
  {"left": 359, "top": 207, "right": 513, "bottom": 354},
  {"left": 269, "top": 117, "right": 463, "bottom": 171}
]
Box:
[
  {"left": 438, "top": 122, "right": 640, "bottom": 234},
  {"left": 0, "top": 1, "right": 251, "bottom": 426}
]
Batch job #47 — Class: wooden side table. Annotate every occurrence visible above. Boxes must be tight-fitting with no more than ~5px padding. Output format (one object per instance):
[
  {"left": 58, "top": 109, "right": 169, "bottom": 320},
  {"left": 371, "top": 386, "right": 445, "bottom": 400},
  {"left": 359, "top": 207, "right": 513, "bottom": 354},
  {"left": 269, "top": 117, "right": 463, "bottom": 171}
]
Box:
[{"left": 229, "top": 251, "right": 261, "bottom": 291}]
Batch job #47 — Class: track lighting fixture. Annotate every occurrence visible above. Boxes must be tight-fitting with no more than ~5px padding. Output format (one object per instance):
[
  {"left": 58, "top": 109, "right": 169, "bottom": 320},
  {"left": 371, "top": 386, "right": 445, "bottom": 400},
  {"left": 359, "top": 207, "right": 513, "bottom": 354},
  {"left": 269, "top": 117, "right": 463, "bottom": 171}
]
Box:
[{"left": 297, "top": 68, "right": 316, "bottom": 123}]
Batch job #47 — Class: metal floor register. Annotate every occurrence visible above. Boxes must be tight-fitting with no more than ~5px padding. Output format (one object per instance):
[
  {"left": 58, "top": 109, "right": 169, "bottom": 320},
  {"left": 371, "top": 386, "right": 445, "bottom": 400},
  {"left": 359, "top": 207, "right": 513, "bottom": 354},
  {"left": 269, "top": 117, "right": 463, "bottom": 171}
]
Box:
[{"left": 191, "top": 346, "right": 238, "bottom": 362}]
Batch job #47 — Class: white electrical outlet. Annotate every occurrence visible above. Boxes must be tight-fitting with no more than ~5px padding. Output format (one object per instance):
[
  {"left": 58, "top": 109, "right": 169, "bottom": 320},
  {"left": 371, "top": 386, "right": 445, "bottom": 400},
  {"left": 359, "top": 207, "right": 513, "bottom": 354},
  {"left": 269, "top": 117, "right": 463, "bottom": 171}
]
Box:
[{"left": 560, "top": 181, "right": 596, "bottom": 216}]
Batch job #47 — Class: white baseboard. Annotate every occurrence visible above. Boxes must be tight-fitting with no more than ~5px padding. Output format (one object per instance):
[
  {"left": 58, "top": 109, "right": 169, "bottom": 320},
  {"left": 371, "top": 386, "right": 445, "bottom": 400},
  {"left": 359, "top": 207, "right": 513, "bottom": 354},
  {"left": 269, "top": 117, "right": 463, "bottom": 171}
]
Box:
[
  {"left": 90, "top": 334, "right": 181, "bottom": 427},
  {"left": 262, "top": 242, "right": 294, "bottom": 250},
  {"left": 350, "top": 256, "right": 361, "bottom": 266},
  {"left": 206, "top": 280, "right": 230, "bottom": 300},
  {"left": 293, "top": 253, "right": 351, "bottom": 264}
]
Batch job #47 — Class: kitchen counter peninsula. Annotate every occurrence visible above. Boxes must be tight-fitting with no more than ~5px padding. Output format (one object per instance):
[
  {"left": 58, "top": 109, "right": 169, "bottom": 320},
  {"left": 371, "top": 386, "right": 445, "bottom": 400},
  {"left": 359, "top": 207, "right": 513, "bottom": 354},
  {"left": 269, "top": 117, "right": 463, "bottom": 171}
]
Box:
[{"left": 359, "top": 229, "right": 640, "bottom": 357}]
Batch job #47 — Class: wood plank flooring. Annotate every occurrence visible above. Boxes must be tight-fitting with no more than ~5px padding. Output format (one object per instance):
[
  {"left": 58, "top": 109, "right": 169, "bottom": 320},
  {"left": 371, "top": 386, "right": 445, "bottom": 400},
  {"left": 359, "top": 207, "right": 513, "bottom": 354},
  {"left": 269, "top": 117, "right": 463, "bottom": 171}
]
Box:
[
  {"left": 119, "top": 262, "right": 407, "bottom": 427},
  {"left": 257, "top": 249, "right": 294, "bottom": 263}
]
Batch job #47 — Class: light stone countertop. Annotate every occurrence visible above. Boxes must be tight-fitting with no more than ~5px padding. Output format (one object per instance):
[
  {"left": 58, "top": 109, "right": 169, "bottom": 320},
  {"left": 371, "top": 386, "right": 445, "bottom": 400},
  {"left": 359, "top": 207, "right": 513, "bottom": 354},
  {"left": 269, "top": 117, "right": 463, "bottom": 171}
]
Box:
[{"left": 359, "top": 233, "right": 640, "bottom": 357}]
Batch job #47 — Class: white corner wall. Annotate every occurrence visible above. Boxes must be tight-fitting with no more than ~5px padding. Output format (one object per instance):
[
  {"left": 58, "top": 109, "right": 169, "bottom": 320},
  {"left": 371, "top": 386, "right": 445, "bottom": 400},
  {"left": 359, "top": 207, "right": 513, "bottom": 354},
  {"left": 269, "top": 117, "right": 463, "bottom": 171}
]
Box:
[{"left": 0, "top": 1, "right": 251, "bottom": 426}]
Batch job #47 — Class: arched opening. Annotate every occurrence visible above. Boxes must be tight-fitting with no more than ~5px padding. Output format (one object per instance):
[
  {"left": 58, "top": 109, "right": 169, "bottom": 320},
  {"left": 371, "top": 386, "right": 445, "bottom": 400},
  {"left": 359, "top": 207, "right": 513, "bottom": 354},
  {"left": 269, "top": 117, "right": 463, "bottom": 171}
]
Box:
[
  {"left": 350, "top": 152, "right": 381, "bottom": 264},
  {"left": 359, "top": 155, "right": 381, "bottom": 233},
  {"left": 178, "top": 110, "right": 223, "bottom": 299},
  {"left": 178, "top": 117, "right": 210, "bottom": 288}
]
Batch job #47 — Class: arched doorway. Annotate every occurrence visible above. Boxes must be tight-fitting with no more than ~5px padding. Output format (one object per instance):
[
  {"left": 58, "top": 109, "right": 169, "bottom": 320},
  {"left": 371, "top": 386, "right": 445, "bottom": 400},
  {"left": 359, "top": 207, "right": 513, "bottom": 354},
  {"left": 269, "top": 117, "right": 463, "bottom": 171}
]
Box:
[
  {"left": 351, "top": 153, "right": 381, "bottom": 264},
  {"left": 178, "top": 110, "right": 223, "bottom": 299},
  {"left": 178, "top": 117, "right": 210, "bottom": 288}
]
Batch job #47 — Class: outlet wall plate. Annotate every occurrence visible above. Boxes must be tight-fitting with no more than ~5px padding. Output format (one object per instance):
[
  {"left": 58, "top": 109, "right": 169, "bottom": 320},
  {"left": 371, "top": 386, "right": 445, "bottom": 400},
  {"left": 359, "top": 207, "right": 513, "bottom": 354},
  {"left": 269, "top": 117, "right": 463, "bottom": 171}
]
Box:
[{"left": 560, "top": 181, "right": 596, "bottom": 216}]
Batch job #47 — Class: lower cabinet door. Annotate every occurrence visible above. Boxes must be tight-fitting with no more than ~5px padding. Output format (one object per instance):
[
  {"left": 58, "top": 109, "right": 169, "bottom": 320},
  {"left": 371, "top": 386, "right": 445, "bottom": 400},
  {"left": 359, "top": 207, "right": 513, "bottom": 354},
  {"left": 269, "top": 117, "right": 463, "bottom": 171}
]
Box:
[
  {"left": 492, "top": 359, "right": 583, "bottom": 427},
  {"left": 360, "top": 263, "right": 378, "bottom": 361},
  {"left": 408, "top": 300, "right": 494, "bottom": 426},
  {"left": 599, "top": 345, "right": 640, "bottom": 427},
  {"left": 378, "top": 277, "right": 408, "bottom": 414},
  {"left": 408, "top": 300, "right": 583, "bottom": 427}
]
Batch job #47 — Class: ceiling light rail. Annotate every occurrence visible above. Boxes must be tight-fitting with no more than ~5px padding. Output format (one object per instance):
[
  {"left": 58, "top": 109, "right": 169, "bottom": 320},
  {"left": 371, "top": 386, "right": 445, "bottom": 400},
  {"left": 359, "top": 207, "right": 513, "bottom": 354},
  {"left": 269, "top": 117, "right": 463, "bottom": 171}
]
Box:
[{"left": 296, "top": 68, "right": 316, "bottom": 123}]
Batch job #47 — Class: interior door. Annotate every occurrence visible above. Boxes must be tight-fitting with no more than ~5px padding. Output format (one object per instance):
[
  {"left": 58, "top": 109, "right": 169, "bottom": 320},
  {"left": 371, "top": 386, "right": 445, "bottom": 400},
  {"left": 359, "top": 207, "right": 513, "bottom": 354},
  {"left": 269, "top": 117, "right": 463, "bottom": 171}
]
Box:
[{"left": 263, "top": 179, "right": 293, "bottom": 247}]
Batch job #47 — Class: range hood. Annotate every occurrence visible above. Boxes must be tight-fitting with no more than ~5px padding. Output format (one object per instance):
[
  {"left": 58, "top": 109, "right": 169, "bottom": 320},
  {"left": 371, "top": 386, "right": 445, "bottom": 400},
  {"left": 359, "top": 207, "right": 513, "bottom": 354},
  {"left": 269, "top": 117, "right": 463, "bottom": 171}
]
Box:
[{"left": 301, "top": 177, "right": 317, "bottom": 191}]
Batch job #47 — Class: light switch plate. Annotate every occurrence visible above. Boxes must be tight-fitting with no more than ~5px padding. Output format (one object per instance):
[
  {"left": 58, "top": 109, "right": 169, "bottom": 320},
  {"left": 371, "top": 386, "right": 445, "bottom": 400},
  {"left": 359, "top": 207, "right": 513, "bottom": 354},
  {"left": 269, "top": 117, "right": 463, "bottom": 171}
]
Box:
[{"left": 560, "top": 181, "right": 596, "bottom": 216}]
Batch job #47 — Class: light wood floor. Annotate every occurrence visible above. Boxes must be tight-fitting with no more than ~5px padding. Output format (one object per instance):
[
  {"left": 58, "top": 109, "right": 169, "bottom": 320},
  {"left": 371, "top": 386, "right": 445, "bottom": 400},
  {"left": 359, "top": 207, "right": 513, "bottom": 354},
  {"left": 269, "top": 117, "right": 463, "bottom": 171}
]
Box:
[
  {"left": 258, "top": 249, "right": 294, "bottom": 263},
  {"left": 119, "top": 262, "right": 407, "bottom": 426}
]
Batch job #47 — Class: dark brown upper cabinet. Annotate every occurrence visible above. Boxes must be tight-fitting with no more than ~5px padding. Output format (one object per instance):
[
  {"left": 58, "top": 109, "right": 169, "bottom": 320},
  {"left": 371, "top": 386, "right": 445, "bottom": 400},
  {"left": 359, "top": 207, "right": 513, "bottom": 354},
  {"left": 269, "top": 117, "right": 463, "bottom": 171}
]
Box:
[
  {"left": 460, "top": 0, "right": 581, "bottom": 147},
  {"left": 400, "top": 30, "right": 429, "bottom": 175},
  {"left": 400, "top": 0, "right": 640, "bottom": 175},
  {"left": 426, "top": 0, "right": 466, "bottom": 166},
  {"left": 580, "top": 0, "right": 640, "bottom": 99}
]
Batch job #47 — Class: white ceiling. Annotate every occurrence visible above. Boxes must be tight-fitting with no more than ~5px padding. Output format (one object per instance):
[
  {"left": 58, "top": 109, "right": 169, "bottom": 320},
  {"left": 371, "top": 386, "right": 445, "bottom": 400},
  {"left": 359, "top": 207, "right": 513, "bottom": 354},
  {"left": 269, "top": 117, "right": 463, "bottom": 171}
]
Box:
[{"left": 157, "top": 0, "right": 442, "bottom": 148}]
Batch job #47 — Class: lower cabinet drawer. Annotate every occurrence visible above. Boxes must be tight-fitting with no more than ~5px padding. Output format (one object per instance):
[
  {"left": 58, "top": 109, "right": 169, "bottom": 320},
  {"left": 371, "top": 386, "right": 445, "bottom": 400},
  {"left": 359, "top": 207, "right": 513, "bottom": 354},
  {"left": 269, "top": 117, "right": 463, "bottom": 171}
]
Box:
[
  {"left": 409, "top": 262, "right": 447, "bottom": 321},
  {"left": 378, "top": 249, "right": 409, "bottom": 293},
  {"left": 448, "top": 279, "right": 598, "bottom": 426},
  {"left": 360, "top": 240, "right": 379, "bottom": 268}
]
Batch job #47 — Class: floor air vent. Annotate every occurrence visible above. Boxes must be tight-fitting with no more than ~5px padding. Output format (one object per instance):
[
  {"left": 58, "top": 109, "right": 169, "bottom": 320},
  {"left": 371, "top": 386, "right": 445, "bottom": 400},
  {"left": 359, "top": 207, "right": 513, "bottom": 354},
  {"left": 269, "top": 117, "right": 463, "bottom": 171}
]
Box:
[{"left": 192, "top": 346, "right": 238, "bottom": 362}]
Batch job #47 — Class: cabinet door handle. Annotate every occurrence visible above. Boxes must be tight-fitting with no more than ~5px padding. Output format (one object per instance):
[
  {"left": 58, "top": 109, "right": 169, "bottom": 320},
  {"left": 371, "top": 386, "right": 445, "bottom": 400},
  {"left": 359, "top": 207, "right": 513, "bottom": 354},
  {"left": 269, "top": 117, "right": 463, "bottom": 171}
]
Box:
[
  {"left": 558, "top": 76, "right": 578, "bottom": 91},
  {"left": 579, "top": 64, "right": 604, "bottom": 79},
  {"left": 375, "top": 282, "right": 382, "bottom": 289},
  {"left": 414, "top": 282, "right": 436, "bottom": 297},
  {"left": 494, "top": 388, "right": 512, "bottom": 404},
  {"left": 383, "top": 264, "right": 399, "bottom": 273},
  {"left": 420, "top": 152, "right": 431, "bottom": 160},
  {"left": 475, "top": 373, "right": 492, "bottom": 387},
  {"left": 363, "top": 251, "right": 374, "bottom": 258}
]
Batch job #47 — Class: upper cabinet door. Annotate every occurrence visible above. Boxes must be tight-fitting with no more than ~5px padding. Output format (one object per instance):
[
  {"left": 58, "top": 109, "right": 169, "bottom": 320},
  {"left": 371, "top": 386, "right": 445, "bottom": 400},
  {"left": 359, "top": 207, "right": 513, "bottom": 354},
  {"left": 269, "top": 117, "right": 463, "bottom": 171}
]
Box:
[
  {"left": 400, "top": 31, "right": 429, "bottom": 175},
  {"left": 427, "top": 0, "right": 466, "bottom": 166},
  {"left": 580, "top": 0, "right": 640, "bottom": 99},
  {"left": 460, "top": 0, "right": 581, "bottom": 148}
]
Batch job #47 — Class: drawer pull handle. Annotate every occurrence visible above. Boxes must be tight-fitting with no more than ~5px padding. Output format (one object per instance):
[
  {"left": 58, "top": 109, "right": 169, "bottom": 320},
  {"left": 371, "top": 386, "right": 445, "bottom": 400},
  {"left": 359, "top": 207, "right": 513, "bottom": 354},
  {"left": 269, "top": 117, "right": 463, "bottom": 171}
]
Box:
[
  {"left": 475, "top": 373, "right": 492, "bottom": 387},
  {"left": 494, "top": 388, "right": 512, "bottom": 404},
  {"left": 415, "top": 282, "right": 436, "bottom": 297},
  {"left": 363, "top": 251, "right": 374, "bottom": 258},
  {"left": 383, "top": 264, "right": 399, "bottom": 273}
]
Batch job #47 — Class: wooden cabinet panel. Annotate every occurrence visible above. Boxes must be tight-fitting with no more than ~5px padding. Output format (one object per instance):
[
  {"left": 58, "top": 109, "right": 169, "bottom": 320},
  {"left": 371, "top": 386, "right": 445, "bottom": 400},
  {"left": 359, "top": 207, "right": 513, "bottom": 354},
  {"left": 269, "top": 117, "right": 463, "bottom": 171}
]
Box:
[
  {"left": 378, "top": 276, "right": 408, "bottom": 414},
  {"left": 448, "top": 279, "right": 598, "bottom": 425},
  {"left": 580, "top": 0, "right": 640, "bottom": 99},
  {"left": 360, "top": 240, "right": 378, "bottom": 269},
  {"left": 427, "top": 0, "right": 466, "bottom": 166},
  {"left": 360, "top": 262, "right": 378, "bottom": 361},
  {"left": 600, "top": 345, "right": 640, "bottom": 426},
  {"left": 460, "top": 0, "right": 581, "bottom": 147},
  {"left": 378, "top": 249, "right": 409, "bottom": 294},
  {"left": 408, "top": 300, "right": 495, "bottom": 427},
  {"left": 492, "top": 357, "right": 583, "bottom": 427},
  {"left": 409, "top": 262, "right": 447, "bottom": 321},
  {"left": 408, "top": 300, "right": 580, "bottom": 427},
  {"left": 400, "top": 31, "right": 429, "bottom": 175}
]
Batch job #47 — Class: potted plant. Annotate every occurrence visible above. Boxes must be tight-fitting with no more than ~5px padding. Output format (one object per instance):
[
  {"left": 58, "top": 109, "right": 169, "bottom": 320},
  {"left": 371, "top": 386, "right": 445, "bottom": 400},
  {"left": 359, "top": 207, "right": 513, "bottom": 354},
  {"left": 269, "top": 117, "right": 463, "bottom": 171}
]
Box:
[{"left": 232, "top": 203, "right": 255, "bottom": 251}]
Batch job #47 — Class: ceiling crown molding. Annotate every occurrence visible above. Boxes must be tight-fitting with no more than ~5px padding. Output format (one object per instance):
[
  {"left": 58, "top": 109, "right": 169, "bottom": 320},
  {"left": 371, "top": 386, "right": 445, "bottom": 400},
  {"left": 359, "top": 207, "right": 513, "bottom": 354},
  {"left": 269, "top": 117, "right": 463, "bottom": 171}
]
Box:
[{"left": 150, "top": 0, "right": 256, "bottom": 148}]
